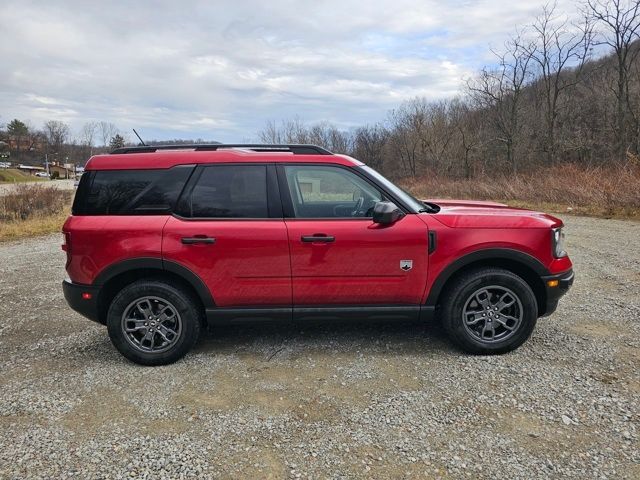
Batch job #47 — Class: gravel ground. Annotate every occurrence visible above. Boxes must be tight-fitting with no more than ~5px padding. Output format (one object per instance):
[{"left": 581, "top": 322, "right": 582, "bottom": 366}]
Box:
[{"left": 0, "top": 215, "right": 638, "bottom": 479}]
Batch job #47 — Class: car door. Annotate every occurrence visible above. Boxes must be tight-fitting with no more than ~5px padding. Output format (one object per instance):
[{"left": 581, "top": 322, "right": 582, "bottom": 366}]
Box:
[
  {"left": 162, "top": 163, "right": 291, "bottom": 307},
  {"left": 278, "top": 164, "right": 429, "bottom": 305}
]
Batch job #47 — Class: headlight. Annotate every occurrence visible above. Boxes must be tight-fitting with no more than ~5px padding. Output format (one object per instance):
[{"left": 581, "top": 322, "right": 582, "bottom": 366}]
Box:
[{"left": 552, "top": 227, "right": 567, "bottom": 258}]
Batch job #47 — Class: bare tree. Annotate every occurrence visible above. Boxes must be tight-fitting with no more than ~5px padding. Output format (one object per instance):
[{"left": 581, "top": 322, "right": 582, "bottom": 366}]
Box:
[
  {"left": 387, "top": 99, "right": 429, "bottom": 177},
  {"left": 99, "top": 121, "right": 118, "bottom": 147},
  {"left": 352, "top": 124, "right": 388, "bottom": 172},
  {"left": 258, "top": 118, "right": 351, "bottom": 153},
  {"left": 586, "top": 0, "right": 640, "bottom": 159},
  {"left": 526, "top": 3, "right": 593, "bottom": 164},
  {"left": 450, "top": 98, "right": 484, "bottom": 178},
  {"left": 43, "top": 120, "right": 70, "bottom": 157},
  {"left": 306, "top": 123, "right": 352, "bottom": 153},
  {"left": 422, "top": 100, "right": 457, "bottom": 171},
  {"left": 468, "top": 35, "right": 535, "bottom": 173},
  {"left": 80, "top": 121, "right": 98, "bottom": 156},
  {"left": 630, "top": 51, "right": 640, "bottom": 153},
  {"left": 258, "top": 117, "right": 309, "bottom": 144}
]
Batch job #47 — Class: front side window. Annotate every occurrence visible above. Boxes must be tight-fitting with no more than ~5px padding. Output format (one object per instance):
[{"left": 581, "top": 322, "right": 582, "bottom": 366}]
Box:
[
  {"left": 284, "top": 165, "right": 383, "bottom": 218},
  {"left": 180, "top": 165, "right": 268, "bottom": 218}
]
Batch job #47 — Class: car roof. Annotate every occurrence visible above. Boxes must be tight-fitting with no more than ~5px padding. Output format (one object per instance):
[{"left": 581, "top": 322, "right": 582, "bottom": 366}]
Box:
[{"left": 85, "top": 144, "right": 363, "bottom": 170}]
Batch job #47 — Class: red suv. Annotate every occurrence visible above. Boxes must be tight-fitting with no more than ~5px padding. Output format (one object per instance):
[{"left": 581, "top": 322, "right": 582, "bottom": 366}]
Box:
[{"left": 63, "top": 144, "right": 573, "bottom": 365}]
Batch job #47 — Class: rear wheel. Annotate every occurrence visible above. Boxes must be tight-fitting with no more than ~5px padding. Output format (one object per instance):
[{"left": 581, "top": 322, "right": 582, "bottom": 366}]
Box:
[
  {"left": 106, "top": 280, "right": 201, "bottom": 365},
  {"left": 440, "top": 268, "right": 538, "bottom": 354}
]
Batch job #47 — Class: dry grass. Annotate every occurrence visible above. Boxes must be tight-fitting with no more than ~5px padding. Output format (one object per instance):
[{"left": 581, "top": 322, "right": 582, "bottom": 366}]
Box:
[
  {"left": 0, "top": 168, "right": 46, "bottom": 183},
  {"left": 0, "top": 209, "right": 70, "bottom": 242},
  {"left": 401, "top": 163, "right": 640, "bottom": 219},
  {"left": 0, "top": 184, "right": 72, "bottom": 242}
]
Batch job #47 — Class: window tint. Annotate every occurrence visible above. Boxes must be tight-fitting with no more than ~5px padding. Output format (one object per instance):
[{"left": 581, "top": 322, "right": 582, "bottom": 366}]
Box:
[
  {"left": 284, "top": 165, "right": 383, "bottom": 218},
  {"left": 182, "top": 165, "right": 268, "bottom": 218},
  {"left": 72, "top": 167, "right": 193, "bottom": 215}
]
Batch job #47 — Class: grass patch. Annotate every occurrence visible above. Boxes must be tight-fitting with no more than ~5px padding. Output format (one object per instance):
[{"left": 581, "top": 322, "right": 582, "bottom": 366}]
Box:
[
  {"left": 0, "top": 169, "right": 45, "bottom": 183},
  {"left": 0, "top": 184, "right": 72, "bottom": 242},
  {"left": 0, "top": 208, "right": 69, "bottom": 242}
]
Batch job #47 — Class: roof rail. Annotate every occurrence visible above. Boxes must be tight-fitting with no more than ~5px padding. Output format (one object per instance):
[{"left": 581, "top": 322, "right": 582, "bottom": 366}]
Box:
[{"left": 110, "top": 144, "right": 332, "bottom": 155}]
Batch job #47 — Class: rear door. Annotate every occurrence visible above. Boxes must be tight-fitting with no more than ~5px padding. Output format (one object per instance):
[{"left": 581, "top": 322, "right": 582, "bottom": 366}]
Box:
[
  {"left": 278, "top": 164, "right": 429, "bottom": 305},
  {"left": 162, "top": 163, "right": 291, "bottom": 307}
]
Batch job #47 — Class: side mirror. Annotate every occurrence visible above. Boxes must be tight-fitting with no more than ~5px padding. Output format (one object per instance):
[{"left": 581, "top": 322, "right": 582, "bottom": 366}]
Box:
[{"left": 372, "top": 201, "right": 405, "bottom": 225}]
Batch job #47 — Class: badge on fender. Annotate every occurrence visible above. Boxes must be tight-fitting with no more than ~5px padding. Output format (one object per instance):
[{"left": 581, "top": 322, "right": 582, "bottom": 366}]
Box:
[{"left": 400, "top": 260, "right": 413, "bottom": 271}]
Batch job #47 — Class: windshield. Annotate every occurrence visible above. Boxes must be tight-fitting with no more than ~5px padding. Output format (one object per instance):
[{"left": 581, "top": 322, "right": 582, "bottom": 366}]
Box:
[{"left": 359, "top": 166, "right": 426, "bottom": 213}]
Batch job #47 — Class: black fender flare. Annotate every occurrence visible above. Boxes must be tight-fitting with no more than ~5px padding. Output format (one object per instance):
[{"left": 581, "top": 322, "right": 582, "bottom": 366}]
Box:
[
  {"left": 93, "top": 257, "right": 215, "bottom": 308},
  {"left": 425, "top": 248, "right": 549, "bottom": 306}
]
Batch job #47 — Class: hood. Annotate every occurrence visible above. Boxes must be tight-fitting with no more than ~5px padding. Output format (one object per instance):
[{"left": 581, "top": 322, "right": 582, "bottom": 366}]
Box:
[{"left": 424, "top": 199, "right": 563, "bottom": 229}]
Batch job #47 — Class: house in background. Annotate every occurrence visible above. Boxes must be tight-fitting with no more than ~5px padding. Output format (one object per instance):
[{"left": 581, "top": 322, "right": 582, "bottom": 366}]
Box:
[
  {"left": 17, "top": 164, "right": 45, "bottom": 175},
  {"left": 49, "top": 163, "right": 75, "bottom": 179}
]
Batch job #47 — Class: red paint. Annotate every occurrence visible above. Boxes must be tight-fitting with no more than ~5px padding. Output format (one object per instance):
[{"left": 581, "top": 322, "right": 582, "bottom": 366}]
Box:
[
  {"left": 417, "top": 214, "right": 572, "bottom": 303},
  {"left": 162, "top": 217, "right": 291, "bottom": 306},
  {"left": 63, "top": 215, "right": 166, "bottom": 285},
  {"left": 285, "top": 216, "right": 429, "bottom": 304}
]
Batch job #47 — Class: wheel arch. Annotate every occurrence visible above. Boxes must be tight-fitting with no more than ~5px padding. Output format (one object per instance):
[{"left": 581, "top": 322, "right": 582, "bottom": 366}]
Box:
[
  {"left": 426, "top": 249, "right": 549, "bottom": 316},
  {"left": 93, "top": 258, "right": 214, "bottom": 324}
]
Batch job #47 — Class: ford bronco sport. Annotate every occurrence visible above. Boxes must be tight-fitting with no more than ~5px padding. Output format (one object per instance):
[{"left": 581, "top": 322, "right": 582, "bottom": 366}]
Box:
[{"left": 62, "top": 144, "right": 574, "bottom": 365}]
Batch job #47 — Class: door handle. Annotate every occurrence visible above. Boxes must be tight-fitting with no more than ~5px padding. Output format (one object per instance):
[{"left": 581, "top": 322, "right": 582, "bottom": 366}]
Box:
[
  {"left": 181, "top": 236, "right": 216, "bottom": 245},
  {"left": 301, "top": 234, "right": 335, "bottom": 243}
]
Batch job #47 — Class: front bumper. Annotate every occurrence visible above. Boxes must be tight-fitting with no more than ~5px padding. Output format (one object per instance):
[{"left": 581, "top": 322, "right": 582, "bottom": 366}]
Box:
[
  {"left": 540, "top": 268, "right": 574, "bottom": 317},
  {"left": 62, "top": 280, "right": 102, "bottom": 324}
]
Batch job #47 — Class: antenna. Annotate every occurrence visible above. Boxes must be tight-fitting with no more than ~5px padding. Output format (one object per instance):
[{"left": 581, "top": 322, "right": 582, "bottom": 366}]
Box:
[{"left": 132, "top": 128, "right": 147, "bottom": 146}]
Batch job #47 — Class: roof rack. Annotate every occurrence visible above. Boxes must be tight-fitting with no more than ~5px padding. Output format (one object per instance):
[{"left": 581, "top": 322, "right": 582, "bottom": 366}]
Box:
[{"left": 110, "top": 144, "right": 332, "bottom": 155}]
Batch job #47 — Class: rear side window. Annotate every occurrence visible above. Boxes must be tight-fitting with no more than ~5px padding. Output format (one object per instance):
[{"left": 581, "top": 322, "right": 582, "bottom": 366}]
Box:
[
  {"left": 73, "top": 166, "right": 194, "bottom": 215},
  {"left": 177, "top": 165, "right": 268, "bottom": 218}
]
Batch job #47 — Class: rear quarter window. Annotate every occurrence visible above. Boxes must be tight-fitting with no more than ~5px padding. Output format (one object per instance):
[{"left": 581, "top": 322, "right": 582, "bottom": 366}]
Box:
[{"left": 72, "top": 166, "right": 194, "bottom": 215}]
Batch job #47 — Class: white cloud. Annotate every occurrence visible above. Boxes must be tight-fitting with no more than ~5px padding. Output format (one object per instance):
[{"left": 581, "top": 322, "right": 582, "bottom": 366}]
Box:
[{"left": 0, "top": 0, "right": 584, "bottom": 142}]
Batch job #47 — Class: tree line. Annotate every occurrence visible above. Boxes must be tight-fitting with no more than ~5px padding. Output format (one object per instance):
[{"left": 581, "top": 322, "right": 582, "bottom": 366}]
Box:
[
  {"left": 0, "top": 116, "right": 220, "bottom": 166},
  {"left": 0, "top": 119, "right": 125, "bottom": 165},
  {"left": 259, "top": 0, "right": 640, "bottom": 178}
]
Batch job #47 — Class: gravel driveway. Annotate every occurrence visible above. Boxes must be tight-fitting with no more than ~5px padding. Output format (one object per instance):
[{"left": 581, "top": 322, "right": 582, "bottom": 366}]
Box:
[{"left": 0, "top": 215, "right": 638, "bottom": 479}]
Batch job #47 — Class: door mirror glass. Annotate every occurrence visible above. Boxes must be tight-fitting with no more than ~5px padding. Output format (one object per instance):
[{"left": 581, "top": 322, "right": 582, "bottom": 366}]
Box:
[{"left": 372, "top": 201, "right": 405, "bottom": 225}]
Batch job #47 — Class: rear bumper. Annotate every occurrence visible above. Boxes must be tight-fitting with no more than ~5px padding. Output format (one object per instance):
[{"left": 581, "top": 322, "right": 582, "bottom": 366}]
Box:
[
  {"left": 540, "top": 268, "right": 574, "bottom": 317},
  {"left": 62, "top": 280, "right": 102, "bottom": 324}
]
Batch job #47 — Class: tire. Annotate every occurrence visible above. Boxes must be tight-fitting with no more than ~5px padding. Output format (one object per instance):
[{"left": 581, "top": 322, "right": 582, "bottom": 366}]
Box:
[
  {"left": 440, "top": 268, "right": 538, "bottom": 354},
  {"left": 106, "top": 279, "right": 201, "bottom": 366}
]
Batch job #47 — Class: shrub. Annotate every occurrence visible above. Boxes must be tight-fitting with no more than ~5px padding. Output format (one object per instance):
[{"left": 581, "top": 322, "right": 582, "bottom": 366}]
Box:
[
  {"left": 0, "top": 184, "right": 72, "bottom": 221},
  {"left": 50, "top": 171, "right": 60, "bottom": 180}
]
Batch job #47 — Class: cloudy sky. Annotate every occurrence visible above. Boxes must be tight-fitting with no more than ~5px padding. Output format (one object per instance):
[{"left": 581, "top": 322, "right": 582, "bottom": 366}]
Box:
[{"left": 0, "top": 0, "right": 582, "bottom": 143}]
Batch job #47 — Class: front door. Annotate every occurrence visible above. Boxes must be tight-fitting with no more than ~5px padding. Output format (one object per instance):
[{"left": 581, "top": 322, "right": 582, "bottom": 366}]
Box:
[
  {"left": 278, "top": 164, "right": 429, "bottom": 305},
  {"left": 162, "top": 164, "right": 291, "bottom": 307}
]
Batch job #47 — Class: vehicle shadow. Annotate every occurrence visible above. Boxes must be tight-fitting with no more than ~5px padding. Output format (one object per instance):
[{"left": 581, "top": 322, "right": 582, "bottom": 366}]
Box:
[{"left": 194, "top": 318, "right": 460, "bottom": 359}]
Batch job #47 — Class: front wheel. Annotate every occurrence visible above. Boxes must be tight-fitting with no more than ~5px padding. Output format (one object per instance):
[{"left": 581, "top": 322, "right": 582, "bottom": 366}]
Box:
[
  {"left": 440, "top": 268, "right": 538, "bottom": 354},
  {"left": 106, "top": 279, "right": 201, "bottom": 366}
]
